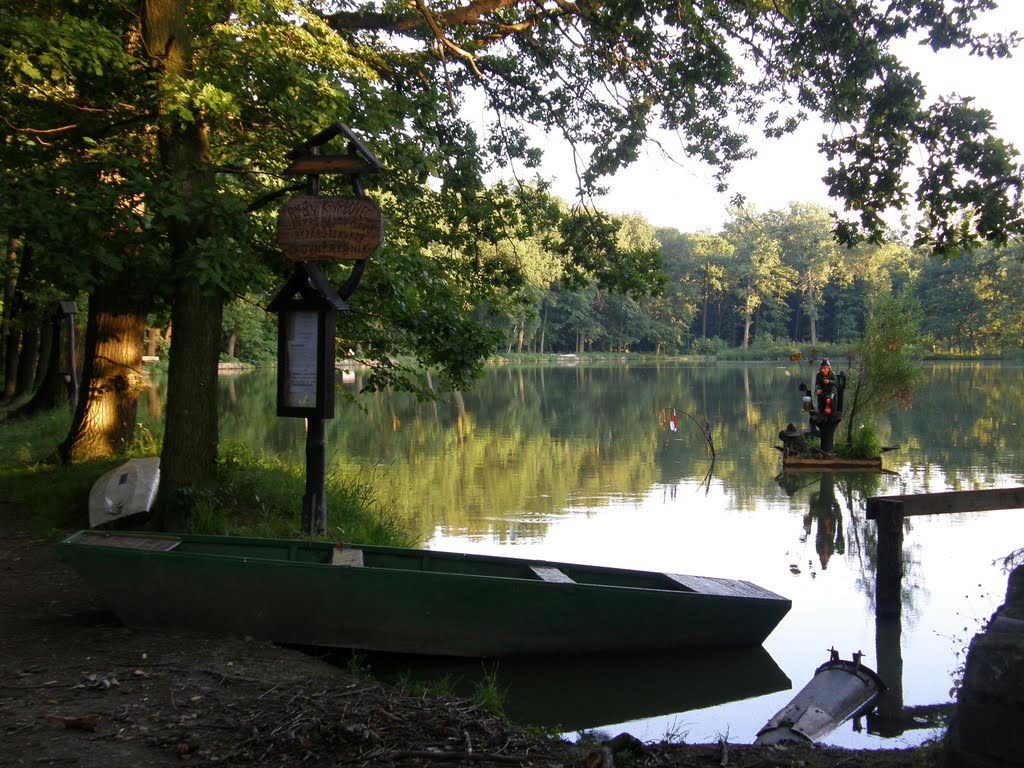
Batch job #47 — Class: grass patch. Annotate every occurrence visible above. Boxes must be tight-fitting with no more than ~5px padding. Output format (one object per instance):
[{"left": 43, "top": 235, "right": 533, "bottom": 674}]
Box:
[
  {"left": 202, "top": 442, "right": 416, "bottom": 546},
  {"left": 0, "top": 407, "right": 142, "bottom": 536},
  {"left": 470, "top": 663, "right": 508, "bottom": 718},
  {"left": 0, "top": 410, "right": 414, "bottom": 548},
  {"left": 395, "top": 671, "right": 460, "bottom": 700}
]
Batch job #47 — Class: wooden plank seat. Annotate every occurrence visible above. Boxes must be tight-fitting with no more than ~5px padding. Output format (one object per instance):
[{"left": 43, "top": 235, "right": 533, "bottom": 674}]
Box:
[
  {"left": 331, "top": 546, "right": 364, "bottom": 567},
  {"left": 665, "top": 572, "right": 779, "bottom": 599},
  {"left": 78, "top": 532, "right": 181, "bottom": 552},
  {"left": 529, "top": 565, "right": 575, "bottom": 584}
]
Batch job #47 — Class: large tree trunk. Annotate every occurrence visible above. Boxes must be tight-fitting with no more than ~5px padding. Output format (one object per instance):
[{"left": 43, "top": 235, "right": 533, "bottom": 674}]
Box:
[
  {"left": 33, "top": 316, "right": 54, "bottom": 388},
  {"left": 1, "top": 235, "right": 20, "bottom": 389},
  {"left": 537, "top": 300, "right": 547, "bottom": 354},
  {"left": 156, "top": 283, "right": 223, "bottom": 529},
  {"left": 2, "top": 238, "right": 28, "bottom": 400},
  {"left": 16, "top": 313, "right": 69, "bottom": 416},
  {"left": 224, "top": 319, "right": 238, "bottom": 359},
  {"left": 3, "top": 328, "right": 21, "bottom": 400},
  {"left": 807, "top": 277, "right": 818, "bottom": 347},
  {"left": 146, "top": 325, "right": 165, "bottom": 357},
  {"left": 141, "top": 0, "right": 225, "bottom": 530},
  {"left": 14, "top": 322, "right": 40, "bottom": 398},
  {"left": 59, "top": 285, "right": 150, "bottom": 462}
]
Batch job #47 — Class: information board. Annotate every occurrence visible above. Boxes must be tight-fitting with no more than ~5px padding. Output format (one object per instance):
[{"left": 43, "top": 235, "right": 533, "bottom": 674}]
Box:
[
  {"left": 277, "top": 195, "right": 383, "bottom": 262},
  {"left": 282, "top": 310, "right": 319, "bottom": 409}
]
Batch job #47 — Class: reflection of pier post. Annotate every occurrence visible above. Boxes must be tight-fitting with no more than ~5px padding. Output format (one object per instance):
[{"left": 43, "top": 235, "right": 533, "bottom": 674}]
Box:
[
  {"left": 873, "top": 612, "right": 905, "bottom": 733},
  {"left": 869, "top": 499, "right": 906, "bottom": 730},
  {"left": 865, "top": 487, "right": 1024, "bottom": 736}
]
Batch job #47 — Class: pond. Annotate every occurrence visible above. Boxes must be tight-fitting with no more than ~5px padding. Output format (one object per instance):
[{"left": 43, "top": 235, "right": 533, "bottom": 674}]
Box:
[{"left": 145, "top": 360, "right": 1024, "bottom": 748}]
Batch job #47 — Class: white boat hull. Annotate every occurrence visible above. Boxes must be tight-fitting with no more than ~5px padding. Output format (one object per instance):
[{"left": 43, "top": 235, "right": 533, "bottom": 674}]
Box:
[{"left": 88, "top": 458, "right": 160, "bottom": 528}]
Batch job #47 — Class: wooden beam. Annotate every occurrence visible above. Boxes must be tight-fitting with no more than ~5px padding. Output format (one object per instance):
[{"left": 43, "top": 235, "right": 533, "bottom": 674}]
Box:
[
  {"left": 866, "top": 487, "right": 1024, "bottom": 520},
  {"left": 284, "top": 155, "right": 381, "bottom": 176}
]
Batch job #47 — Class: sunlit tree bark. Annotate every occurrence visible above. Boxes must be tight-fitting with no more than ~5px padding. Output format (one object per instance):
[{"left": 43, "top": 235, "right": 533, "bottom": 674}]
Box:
[{"left": 59, "top": 284, "right": 150, "bottom": 462}]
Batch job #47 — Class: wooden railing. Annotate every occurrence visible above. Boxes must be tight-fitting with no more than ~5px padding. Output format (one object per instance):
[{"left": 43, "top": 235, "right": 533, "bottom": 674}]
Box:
[{"left": 866, "top": 487, "right": 1024, "bottom": 617}]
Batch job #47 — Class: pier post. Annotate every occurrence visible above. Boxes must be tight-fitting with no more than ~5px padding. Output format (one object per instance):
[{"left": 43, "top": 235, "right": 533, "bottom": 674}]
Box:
[{"left": 871, "top": 499, "right": 905, "bottom": 620}]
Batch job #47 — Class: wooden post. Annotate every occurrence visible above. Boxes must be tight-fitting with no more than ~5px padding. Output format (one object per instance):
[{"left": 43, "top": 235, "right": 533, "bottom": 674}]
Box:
[
  {"left": 275, "top": 123, "right": 383, "bottom": 536},
  {"left": 302, "top": 417, "right": 327, "bottom": 536},
  {"left": 871, "top": 498, "right": 905, "bottom": 620},
  {"left": 866, "top": 488, "right": 1024, "bottom": 617},
  {"left": 818, "top": 417, "right": 838, "bottom": 453},
  {"left": 58, "top": 301, "right": 79, "bottom": 406},
  {"left": 863, "top": 488, "right": 1024, "bottom": 739}
]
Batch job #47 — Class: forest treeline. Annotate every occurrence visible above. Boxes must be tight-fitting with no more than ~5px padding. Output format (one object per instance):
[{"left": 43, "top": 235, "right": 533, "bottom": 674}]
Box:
[
  {"left": 210, "top": 200, "right": 1024, "bottom": 366},
  {"left": 4, "top": 196, "right": 1021, "bottom": 415}
]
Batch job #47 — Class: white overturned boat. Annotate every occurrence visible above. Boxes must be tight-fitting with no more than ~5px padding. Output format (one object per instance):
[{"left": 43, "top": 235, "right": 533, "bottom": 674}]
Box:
[{"left": 87, "top": 458, "right": 160, "bottom": 528}]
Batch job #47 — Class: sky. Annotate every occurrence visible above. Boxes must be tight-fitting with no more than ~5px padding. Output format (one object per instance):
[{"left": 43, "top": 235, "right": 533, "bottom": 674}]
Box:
[{"left": 510, "top": 3, "right": 1024, "bottom": 234}]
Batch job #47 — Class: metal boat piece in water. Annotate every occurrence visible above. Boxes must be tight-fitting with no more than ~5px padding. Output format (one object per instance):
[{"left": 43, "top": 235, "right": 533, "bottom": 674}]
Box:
[{"left": 755, "top": 649, "right": 885, "bottom": 745}]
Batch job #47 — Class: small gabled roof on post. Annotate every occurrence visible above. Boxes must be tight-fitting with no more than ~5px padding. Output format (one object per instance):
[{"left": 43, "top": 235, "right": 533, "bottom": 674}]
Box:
[
  {"left": 267, "top": 262, "right": 347, "bottom": 313},
  {"left": 284, "top": 123, "right": 385, "bottom": 176}
]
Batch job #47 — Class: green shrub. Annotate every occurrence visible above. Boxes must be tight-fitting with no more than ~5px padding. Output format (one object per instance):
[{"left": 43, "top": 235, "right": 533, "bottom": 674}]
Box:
[
  {"left": 689, "top": 336, "right": 730, "bottom": 356},
  {"left": 837, "top": 422, "right": 882, "bottom": 459}
]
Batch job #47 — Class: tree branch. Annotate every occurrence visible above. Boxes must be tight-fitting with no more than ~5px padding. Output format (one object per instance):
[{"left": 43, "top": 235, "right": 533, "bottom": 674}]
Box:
[{"left": 326, "top": 0, "right": 531, "bottom": 33}]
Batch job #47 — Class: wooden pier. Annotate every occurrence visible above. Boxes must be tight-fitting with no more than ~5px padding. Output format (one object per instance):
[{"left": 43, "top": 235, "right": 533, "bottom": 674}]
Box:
[
  {"left": 865, "top": 487, "right": 1024, "bottom": 738},
  {"left": 866, "top": 487, "right": 1024, "bottom": 618}
]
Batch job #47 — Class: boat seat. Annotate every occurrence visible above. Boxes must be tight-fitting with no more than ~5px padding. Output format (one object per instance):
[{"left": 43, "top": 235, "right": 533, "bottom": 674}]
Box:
[
  {"left": 78, "top": 531, "right": 181, "bottom": 552},
  {"left": 664, "top": 572, "right": 779, "bottom": 598},
  {"left": 331, "top": 546, "right": 364, "bottom": 567},
  {"left": 529, "top": 565, "right": 575, "bottom": 584}
]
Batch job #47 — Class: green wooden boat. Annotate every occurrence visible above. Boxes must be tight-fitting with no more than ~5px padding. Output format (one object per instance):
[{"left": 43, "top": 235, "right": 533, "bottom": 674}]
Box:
[{"left": 57, "top": 530, "right": 791, "bottom": 658}]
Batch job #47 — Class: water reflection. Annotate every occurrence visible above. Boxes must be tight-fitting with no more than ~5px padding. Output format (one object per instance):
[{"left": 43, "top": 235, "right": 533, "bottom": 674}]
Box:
[
  {"left": 343, "top": 646, "right": 791, "bottom": 733},
  {"left": 133, "top": 361, "right": 1024, "bottom": 748}
]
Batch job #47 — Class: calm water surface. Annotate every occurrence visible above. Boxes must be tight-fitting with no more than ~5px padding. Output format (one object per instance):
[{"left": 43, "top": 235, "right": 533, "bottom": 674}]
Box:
[{"left": 165, "top": 361, "right": 1024, "bottom": 748}]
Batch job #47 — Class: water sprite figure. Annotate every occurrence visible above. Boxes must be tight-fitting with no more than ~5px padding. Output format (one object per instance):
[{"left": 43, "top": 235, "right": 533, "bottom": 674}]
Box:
[
  {"left": 811, "top": 358, "right": 845, "bottom": 453},
  {"left": 789, "top": 357, "right": 846, "bottom": 455},
  {"left": 815, "top": 359, "right": 836, "bottom": 415}
]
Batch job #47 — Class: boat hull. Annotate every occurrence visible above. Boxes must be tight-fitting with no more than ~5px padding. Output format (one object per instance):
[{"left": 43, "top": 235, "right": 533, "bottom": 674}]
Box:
[
  {"left": 87, "top": 458, "right": 160, "bottom": 528},
  {"left": 57, "top": 531, "right": 791, "bottom": 658}
]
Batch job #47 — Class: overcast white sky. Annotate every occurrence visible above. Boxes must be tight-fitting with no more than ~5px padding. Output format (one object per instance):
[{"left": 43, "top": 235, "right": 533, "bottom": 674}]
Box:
[{"left": 518, "top": 3, "right": 1024, "bottom": 234}]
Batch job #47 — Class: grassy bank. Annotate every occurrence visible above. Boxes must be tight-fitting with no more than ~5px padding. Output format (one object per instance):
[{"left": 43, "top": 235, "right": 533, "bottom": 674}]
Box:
[{"left": 0, "top": 405, "right": 413, "bottom": 546}]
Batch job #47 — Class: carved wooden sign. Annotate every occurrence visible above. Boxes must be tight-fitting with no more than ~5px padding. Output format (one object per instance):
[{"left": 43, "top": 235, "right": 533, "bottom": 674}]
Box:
[{"left": 276, "top": 195, "right": 383, "bottom": 262}]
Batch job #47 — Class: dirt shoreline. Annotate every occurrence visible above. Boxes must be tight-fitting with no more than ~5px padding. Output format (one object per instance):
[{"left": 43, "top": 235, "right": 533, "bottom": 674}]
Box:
[{"left": 1, "top": 523, "right": 939, "bottom": 767}]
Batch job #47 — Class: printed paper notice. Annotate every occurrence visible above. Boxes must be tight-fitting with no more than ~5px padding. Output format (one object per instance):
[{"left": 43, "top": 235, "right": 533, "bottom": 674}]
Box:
[{"left": 284, "top": 311, "right": 319, "bottom": 408}]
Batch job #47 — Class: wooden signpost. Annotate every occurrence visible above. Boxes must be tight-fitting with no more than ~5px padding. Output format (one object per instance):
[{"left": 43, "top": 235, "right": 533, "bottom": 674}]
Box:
[
  {"left": 270, "top": 123, "right": 385, "bottom": 536},
  {"left": 277, "top": 195, "right": 383, "bottom": 262}
]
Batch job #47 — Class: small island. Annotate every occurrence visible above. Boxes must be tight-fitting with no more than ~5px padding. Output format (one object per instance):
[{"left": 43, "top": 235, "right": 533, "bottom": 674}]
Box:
[{"left": 777, "top": 357, "right": 883, "bottom": 470}]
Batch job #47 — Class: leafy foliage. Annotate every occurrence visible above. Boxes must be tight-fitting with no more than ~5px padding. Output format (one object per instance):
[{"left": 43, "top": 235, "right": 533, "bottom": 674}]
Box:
[
  {"left": 3, "top": 0, "right": 1023, "bottom": 523},
  {"left": 843, "top": 294, "right": 925, "bottom": 444}
]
